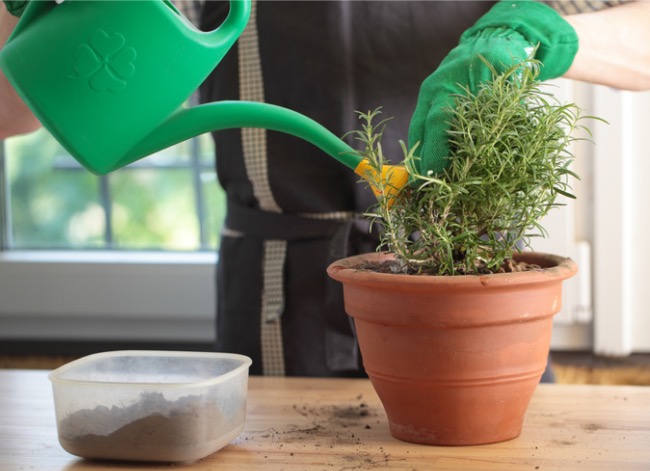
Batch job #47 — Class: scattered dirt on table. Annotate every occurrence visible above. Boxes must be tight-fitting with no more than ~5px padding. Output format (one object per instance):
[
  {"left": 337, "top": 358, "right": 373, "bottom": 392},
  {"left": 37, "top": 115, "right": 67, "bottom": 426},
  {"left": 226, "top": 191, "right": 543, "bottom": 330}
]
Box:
[
  {"left": 581, "top": 423, "right": 601, "bottom": 432},
  {"left": 244, "top": 393, "right": 394, "bottom": 469}
]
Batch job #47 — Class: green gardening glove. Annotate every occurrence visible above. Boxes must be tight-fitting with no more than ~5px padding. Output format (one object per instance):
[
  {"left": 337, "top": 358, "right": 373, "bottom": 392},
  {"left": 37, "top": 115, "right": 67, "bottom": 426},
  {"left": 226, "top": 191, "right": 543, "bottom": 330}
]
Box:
[
  {"left": 408, "top": 1, "right": 579, "bottom": 176},
  {"left": 3, "top": 1, "right": 28, "bottom": 16}
]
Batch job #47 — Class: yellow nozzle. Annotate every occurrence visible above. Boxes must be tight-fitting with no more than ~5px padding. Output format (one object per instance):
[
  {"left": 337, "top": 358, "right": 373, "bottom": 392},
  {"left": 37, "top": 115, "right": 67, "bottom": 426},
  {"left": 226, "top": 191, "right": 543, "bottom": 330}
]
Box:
[{"left": 354, "top": 158, "right": 409, "bottom": 207}]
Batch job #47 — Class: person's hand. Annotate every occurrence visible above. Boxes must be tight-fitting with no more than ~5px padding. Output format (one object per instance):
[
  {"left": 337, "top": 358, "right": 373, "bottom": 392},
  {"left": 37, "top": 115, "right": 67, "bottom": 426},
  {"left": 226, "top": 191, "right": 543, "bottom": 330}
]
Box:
[
  {"left": 408, "top": 1, "right": 579, "bottom": 176},
  {"left": 1, "top": 0, "right": 41, "bottom": 138}
]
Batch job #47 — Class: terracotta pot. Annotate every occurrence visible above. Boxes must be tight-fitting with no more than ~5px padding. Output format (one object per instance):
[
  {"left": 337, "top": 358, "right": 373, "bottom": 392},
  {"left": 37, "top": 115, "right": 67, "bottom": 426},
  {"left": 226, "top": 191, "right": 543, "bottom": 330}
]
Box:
[{"left": 327, "top": 251, "right": 577, "bottom": 446}]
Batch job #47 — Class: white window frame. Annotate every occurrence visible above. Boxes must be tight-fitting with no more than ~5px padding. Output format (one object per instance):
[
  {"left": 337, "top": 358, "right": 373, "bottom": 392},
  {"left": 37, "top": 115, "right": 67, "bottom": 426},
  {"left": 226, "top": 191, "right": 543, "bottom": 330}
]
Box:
[{"left": 0, "top": 251, "right": 217, "bottom": 343}]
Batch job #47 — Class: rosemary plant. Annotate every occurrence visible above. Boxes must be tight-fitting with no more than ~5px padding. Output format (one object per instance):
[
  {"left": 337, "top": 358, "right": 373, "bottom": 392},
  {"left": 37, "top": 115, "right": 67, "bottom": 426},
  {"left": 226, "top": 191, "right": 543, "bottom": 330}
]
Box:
[{"left": 354, "top": 58, "right": 592, "bottom": 276}]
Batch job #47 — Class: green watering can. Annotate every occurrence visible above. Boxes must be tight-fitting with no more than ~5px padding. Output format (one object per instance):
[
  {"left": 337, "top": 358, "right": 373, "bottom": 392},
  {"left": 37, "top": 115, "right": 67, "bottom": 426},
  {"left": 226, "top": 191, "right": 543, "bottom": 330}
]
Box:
[{"left": 0, "top": 0, "right": 408, "bottom": 203}]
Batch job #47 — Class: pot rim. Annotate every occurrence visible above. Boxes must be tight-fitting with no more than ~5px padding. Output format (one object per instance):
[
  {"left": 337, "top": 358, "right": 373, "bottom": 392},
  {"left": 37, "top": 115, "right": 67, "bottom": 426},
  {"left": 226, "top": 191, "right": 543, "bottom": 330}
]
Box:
[{"left": 327, "top": 251, "right": 577, "bottom": 290}]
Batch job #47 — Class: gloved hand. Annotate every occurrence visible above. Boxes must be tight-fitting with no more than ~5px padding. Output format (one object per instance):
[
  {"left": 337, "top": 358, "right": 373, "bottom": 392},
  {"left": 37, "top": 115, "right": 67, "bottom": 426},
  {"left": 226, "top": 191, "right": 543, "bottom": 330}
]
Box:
[
  {"left": 408, "top": 1, "right": 579, "bottom": 176},
  {"left": 3, "top": 1, "right": 28, "bottom": 16}
]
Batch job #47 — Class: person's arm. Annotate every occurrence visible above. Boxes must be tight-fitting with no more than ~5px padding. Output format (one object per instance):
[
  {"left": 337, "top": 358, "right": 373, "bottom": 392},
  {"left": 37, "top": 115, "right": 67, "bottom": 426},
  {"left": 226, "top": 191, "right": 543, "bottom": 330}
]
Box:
[
  {"left": 564, "top": 1, "right": 650, "bottom": 91},
  {"left": 0, "top": 6, "right": 40, "bottom": 139}
]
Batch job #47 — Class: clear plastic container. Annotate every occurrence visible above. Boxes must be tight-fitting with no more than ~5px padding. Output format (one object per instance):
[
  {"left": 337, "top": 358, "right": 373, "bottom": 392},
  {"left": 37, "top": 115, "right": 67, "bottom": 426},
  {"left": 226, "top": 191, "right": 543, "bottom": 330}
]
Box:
[{"left": 48, "top": 350, "right": 252, "bottom": 463}]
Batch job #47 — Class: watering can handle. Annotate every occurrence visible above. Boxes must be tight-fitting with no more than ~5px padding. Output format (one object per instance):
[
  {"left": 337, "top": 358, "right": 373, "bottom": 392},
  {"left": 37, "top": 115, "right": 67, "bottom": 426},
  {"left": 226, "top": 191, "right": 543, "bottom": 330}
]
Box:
[
  {"left": 9, "top": 1, "right": 251, "bottom": 47},
  {"left": 205, "top": 0, "right": 251, "bottom": 48}
]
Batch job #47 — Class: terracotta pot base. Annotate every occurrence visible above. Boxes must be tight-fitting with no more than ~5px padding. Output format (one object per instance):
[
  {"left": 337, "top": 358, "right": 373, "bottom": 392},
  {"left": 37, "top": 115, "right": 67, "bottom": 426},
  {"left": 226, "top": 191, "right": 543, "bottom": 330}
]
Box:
[
  {"left": 388, "top": 421, "right": 522, "bottom": 446},
  {"left": 372, "top": 374, "right": 538, "bottom": 445}
]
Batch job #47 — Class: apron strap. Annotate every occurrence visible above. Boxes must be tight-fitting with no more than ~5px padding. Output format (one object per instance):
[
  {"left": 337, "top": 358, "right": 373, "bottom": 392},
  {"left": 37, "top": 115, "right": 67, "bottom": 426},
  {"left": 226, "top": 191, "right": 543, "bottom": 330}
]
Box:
[
  {"left": 238, "top": 0, "right": 285, "bottom": 376},
  {"left": 226, "top": 200, "right": 348, "bottom": 241}
]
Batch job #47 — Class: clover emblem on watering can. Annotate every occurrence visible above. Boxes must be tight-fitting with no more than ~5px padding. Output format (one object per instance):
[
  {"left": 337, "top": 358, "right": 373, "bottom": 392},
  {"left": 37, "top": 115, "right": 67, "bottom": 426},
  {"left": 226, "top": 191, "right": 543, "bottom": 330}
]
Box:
[
  {"left": 0, "top": 0, "right": 408, "bottom": 202},
  {"left": 70, "top": 29, "right": 137, "bottom": 93}
]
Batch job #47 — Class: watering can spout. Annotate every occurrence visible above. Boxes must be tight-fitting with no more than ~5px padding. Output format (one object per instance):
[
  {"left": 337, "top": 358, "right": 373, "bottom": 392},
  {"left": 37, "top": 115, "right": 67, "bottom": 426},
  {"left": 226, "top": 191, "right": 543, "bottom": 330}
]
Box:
[
  {"left": 123, "top": 101, "right": 409, "bottom": 207},
  {"left": 123, "top": 102, "right": 356, "bottom": 166}
]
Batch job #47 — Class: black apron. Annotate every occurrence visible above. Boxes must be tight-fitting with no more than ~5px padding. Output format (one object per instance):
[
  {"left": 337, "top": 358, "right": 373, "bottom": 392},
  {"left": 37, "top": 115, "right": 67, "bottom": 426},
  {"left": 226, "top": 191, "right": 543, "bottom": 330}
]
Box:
[{"left": 199, "top": 1, "right": 496, "bottom": 376}]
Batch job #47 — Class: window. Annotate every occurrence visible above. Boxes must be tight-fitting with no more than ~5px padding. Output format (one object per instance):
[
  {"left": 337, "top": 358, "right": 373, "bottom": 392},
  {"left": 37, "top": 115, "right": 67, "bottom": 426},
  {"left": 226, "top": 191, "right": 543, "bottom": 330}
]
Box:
[
  {"left": 0, "top": 127, "right": 224, "bottom": 345},
  {"left": 2, "top": 127, "right": 225, "bottom": 251}
]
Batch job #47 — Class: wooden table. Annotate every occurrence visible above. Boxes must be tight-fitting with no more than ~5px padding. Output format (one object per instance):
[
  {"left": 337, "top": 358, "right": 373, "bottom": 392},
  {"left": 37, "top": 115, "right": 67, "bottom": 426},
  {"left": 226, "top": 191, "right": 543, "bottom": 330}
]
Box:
[{"left": 1, "top": 369, "right": 649, "bottom": 470}]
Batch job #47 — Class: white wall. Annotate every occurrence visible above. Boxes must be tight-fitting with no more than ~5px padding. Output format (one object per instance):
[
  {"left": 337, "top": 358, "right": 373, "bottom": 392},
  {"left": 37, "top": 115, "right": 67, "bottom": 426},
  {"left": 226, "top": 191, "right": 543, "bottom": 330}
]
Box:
[
  {"left": 532, "top": 80, "right": 593, "bottom": 351},
  {"left": 592, "top": 87, "right": 650, "bottom": 355},
  {"left": 536, "top": 82, "right": 650, "bottom": 355}
]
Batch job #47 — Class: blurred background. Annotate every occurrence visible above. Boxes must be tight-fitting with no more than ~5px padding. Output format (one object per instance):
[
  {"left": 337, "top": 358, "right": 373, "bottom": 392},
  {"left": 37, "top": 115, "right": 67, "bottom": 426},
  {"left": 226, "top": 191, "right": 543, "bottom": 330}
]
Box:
[{"left": 1, "top": 83, "right": 649, "bottom": 386}]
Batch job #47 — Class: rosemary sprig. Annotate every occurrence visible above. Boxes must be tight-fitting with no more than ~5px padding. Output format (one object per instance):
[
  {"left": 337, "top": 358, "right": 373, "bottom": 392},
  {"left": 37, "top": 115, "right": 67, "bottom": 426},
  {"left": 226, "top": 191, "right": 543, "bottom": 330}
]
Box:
[{"left": 353, "top": 56, "right": 597, "bottom": 275}]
